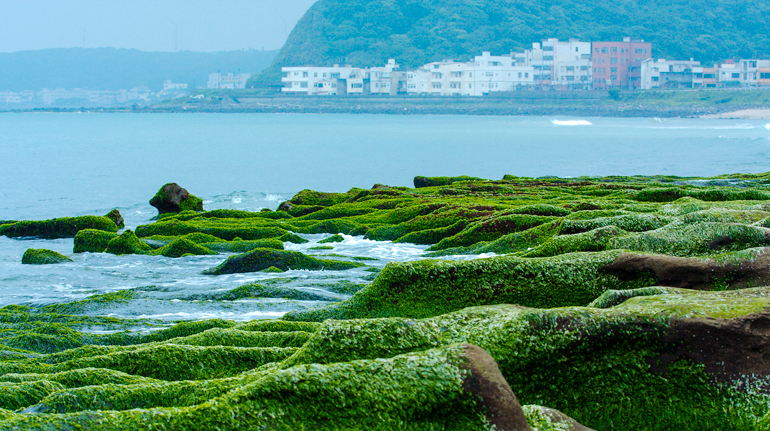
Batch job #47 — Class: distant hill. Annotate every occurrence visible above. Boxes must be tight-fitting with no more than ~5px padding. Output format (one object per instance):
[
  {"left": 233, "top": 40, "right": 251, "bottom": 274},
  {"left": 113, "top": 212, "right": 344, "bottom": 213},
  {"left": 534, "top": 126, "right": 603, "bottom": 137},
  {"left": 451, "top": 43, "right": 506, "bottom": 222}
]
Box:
[
  {"left": 252, "top": 0, "right": 770, "bottom": 82},
  {"left": 0, "top": 48, "right": 278, "bottom": 92}
]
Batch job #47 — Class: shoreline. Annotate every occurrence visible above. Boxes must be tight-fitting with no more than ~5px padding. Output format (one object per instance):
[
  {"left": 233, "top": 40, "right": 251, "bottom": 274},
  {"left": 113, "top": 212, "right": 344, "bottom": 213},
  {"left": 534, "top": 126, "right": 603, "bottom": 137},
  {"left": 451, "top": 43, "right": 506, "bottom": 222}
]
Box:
[
  {"left": 701, "top": 108, "right": 770, "bottom": 119},
  {"left": 5, "top": 99, "right": 770, "bottom": 118}
]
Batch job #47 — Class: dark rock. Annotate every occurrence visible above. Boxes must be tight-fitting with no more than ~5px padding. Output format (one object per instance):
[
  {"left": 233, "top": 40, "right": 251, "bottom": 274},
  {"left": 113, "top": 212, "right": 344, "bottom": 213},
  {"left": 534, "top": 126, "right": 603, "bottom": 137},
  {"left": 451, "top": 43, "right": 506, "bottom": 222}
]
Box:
[
  {"left": 459, "top": 343, "right": 533, "bottom": 431},
  {"left": 149, "top": 183, "right": 203, "bottom": 215},
  {"left": 278, "top": 201, "right": 294, "bottom": 212},
  {"left": 602, "top": 251, "right": 770, "bottom": 290},
  {"left": 654, "top": 309, "right": 770, "bottom": 384},
  {"left": 104, "top": 209, "right": 125, "bottom": 229},
  {"left": 21, "top": 249, "right": 73, "bottom": 265},
  {"left": 203, "top": 248, "right": 364, "bottom": 275}
]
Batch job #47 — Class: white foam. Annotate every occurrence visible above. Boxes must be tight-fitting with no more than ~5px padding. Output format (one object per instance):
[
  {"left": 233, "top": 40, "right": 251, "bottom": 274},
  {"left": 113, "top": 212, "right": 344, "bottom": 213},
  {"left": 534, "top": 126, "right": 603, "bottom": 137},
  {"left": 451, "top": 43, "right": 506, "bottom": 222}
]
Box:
[
  {"left": 551, "top": 119, "right": 592, "bottom": 126},
  {"left": 764, "top": 124, "right": 770, "bottom": 130}
]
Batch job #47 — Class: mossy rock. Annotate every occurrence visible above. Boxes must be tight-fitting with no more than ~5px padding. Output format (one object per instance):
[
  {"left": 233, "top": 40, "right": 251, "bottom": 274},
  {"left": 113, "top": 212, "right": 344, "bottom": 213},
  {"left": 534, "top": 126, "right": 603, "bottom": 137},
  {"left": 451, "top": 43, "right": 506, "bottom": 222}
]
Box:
[
  {"left": 21, "top": 249, "right": 73, "bottom": 265},
  {"left": 104, "top": 209, "right": 125, "bottom": 229},
  {"left": 153, "top": 238, "right": 217, "bottom": 258},
  {"left": 73, "top": 229, "right": 118, "bottom": 253},
  {"left": 149, "top": 183, "right": 204, "bottom": 215},
  {"left": 0, "top": 215, "right": 117, "bottom": 239},
  {"left": 202, "top": 238, "right": 284, "bottom": 253},
  {"left": 105, "top": 230, "right": 153, "bottom": 256},
  {"left": 203, "top": 248, "right": 365, "bottom": 275},
  {"left": 319, "top": 234, "right": 344, "bottom": 243},
  {"left": 261, "top": 266, "right": 284, "bottom": 273},
  {"left": 413, "top": 175, "right": 486, "bottom": 188},
  {"left": 284, "top": 250, "right": 650, "bottom": 321}
]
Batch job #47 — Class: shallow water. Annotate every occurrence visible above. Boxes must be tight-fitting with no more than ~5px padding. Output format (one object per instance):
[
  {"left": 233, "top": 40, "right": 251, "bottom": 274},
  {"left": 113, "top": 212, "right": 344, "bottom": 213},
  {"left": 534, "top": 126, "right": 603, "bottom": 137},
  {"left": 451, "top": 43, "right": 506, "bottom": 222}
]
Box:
[{"left": 1, "top": 113, "right": 769, "bottom": 321}]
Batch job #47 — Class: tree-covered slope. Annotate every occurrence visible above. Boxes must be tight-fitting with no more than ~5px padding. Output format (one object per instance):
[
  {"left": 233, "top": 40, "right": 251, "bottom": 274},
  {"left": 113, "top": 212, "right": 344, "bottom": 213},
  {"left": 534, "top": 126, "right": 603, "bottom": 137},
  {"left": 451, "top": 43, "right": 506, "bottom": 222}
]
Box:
[{"left": 253, "top": 0, "right": 770, "bottom": 82}]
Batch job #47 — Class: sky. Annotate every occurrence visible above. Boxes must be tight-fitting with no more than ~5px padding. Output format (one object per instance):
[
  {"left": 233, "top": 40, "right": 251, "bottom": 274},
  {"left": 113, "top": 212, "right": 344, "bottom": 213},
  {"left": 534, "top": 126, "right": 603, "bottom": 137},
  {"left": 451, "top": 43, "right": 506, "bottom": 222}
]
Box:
[{"left": 0, "top": 0, "right": 318, "bottom": 53}]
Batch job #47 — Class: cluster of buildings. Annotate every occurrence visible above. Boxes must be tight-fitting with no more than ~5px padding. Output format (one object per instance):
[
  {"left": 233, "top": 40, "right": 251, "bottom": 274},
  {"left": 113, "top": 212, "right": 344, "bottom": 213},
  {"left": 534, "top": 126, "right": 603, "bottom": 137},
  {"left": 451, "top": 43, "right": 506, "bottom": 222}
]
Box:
[
  {"left": 0, "top": 87, "right": 158, "bottom": 107},
  {"left": 282, "top": 37, "right": 770, "bottom": 96},
  {"left": 1, "top": 71, "right": 252, "bottom": 107},
  {"left": 641, "top": 59, "right": 770, "bottom": 89}
]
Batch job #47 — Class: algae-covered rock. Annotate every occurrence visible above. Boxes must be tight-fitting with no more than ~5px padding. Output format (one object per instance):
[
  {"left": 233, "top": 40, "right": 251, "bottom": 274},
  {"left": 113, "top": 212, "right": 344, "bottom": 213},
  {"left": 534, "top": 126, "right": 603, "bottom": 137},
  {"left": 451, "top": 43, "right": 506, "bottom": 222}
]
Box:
[
  {"left": 0, "top": 215, "right": 118, "bottom": 239},
  {"left": 73, "top": 229, "right": 118, "bottom": 253},
  {"left": 153, "top": 238, "right": 217, "bottom": 258},
  {"left": 261, "top": 266, "right": 284, "bottom": 273},
  {"left": 105, "top": 230, "right": 153, "bottom": 256},
  {"left": 284, "top": 250, "right": 649, "bottom": 321},
  {"left": 21, "top": 249, "right": 73, "bottom": 265},
  {"left": 149, "top": 183, "right": 203, "bottom": 215},
  {"left": 413, "top": 175, "right": 486, "bottom": 188},
  {"left": 104, "top": 209, "right": 125, "bottom": 229},
  {"left": 203, "top": 248, "right": 365, "bottom": 275},
  {"left": 319, "top": 234, "right": 344, "bottom": 243}
]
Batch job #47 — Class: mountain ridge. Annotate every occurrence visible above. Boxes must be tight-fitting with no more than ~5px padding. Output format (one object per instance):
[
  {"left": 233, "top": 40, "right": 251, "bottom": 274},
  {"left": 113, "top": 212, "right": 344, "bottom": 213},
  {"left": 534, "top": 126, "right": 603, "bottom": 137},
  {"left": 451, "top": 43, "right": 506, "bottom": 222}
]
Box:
[{"left": 252, "top": 0, "right": 770, "bottom": 83}]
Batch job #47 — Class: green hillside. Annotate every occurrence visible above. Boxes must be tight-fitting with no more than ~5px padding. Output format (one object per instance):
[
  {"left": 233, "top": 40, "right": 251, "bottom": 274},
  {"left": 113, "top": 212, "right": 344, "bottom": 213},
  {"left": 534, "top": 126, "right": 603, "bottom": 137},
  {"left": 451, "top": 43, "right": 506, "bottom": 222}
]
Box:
[{"left": 252, "top": 0, "right": 770, "bottom": 83}]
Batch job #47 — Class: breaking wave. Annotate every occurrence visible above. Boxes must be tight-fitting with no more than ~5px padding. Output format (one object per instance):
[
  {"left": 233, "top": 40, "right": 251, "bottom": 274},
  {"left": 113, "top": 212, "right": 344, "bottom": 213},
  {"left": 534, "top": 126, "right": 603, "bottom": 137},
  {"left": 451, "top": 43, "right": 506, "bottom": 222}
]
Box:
[{"left": 551, "top": 119, "right": 593, "bottom": 126}]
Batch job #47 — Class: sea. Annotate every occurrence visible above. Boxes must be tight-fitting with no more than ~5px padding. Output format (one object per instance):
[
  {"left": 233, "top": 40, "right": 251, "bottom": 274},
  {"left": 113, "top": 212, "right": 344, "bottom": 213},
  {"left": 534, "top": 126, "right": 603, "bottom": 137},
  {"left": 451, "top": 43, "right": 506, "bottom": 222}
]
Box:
[{"left": 1, "top": 112, "right": 769, "bottom": 324}]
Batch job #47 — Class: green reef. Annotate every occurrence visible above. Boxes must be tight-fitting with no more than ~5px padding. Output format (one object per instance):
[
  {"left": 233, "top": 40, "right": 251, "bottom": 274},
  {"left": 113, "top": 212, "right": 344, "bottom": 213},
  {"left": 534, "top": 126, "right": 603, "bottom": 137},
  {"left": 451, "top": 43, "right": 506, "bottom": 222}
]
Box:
[
  {"left": 0, "top": 211, "right": 119, "bottom": 239},
  {"left": 4, "top": 174, "right": 770, "bottom": 430},
  {"left": 21, "top": 249, "right": 73, "bottom": 265}
]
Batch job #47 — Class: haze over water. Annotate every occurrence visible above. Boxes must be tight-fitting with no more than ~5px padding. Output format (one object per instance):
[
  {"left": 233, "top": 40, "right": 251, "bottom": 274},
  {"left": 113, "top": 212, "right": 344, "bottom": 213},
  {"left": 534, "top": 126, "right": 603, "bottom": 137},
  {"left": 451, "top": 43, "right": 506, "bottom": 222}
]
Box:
[{"left": 1, "top": 112, "right": 769, "bottom": 322}]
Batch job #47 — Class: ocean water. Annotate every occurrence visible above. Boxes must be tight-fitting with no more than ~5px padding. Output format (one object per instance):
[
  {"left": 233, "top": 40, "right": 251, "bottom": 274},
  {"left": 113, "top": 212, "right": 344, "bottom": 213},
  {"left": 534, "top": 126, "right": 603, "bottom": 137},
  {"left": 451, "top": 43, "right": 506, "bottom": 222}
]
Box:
[{"left": 1, "top": 112, "right": 769, "bottom": 322}]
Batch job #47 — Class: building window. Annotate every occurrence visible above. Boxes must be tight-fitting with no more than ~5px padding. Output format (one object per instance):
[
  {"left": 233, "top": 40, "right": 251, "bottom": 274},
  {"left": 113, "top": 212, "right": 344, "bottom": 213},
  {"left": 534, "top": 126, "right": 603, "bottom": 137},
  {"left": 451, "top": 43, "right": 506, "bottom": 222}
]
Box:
[
  {"left": 525, "top": 73, "right": 529, "bottom": 78},
  {"left": 611, "top": 58, "right": 618, "bottom": 64},
  {"left": 469, "top": 84, "right": 472, "bottom": 88},
  {"left": 761, "top": 73, "right": 770, "bottom": 79},
  {"left": 601, "top": 47, "right": 608, "bottom": 53},
  {"left": 518, "top": 72, "right": 522, "bottom": 78},
  {"left": 303, "top": 72, "right": 308, "bottom": 77},
  {"left": 611, "top": 67, "right": 617, "bottom": 73}
]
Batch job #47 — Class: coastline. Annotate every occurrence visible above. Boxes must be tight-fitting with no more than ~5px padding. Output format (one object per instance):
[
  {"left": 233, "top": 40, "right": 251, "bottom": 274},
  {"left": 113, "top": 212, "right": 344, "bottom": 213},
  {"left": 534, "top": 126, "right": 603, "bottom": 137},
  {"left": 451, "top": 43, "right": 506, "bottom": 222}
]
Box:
[
  {"left": 701, "top": 108, "right": 770, "bottom": 119},
  {"left": 5, "top": 97, "right": 769, "bottom": 118}
]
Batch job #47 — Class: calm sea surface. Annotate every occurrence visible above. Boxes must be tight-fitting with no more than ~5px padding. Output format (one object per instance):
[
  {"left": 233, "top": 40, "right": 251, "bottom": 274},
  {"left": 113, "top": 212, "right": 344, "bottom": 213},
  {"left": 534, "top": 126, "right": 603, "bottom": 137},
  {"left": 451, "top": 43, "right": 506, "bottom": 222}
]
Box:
[{"left": 1, "top": 113, "right": 769, "bottom": 323}]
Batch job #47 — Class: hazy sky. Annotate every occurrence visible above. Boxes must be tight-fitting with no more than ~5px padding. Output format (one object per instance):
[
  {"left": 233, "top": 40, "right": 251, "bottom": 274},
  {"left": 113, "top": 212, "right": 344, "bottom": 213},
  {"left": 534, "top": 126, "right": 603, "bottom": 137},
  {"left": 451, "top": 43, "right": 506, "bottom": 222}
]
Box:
[{"left": 0, "top": 0, "right": 317, "bottom": 53}]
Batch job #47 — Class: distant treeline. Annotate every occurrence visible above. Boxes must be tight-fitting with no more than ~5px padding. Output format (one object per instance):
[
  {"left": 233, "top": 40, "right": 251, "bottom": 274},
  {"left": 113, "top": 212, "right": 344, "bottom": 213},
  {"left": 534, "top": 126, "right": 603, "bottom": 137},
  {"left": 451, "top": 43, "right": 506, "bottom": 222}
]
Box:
[{"left": 0, "top": 48, "right": 278, "bottom": 92}]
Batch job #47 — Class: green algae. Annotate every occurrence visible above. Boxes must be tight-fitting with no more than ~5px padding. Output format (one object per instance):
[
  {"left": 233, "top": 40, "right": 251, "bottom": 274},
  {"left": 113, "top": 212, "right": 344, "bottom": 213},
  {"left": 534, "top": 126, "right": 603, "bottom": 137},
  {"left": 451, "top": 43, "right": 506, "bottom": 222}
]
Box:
[
  {"left": 284, "top": 250, "right": 655, "bottom": 321},
  {"left": 152, "top": 238, "right": 217, "bottom": 258},
  {"left": 104, "top": 230, "right": 153, "bottom": 255},
  {"left": 203, "top": 248, "right": 365, "bottom": 275},
  {"left": 0, "top": 215, "right": 118, "bottom": 239},
  {"left": 73, "top": 229, "right": 117, "bottom": 253},
  {"left": 319, "top": 233, "right": 344, "bottom": 243},
  {"left": 21, "top": 249, "right": 73, "bottom": 265}
]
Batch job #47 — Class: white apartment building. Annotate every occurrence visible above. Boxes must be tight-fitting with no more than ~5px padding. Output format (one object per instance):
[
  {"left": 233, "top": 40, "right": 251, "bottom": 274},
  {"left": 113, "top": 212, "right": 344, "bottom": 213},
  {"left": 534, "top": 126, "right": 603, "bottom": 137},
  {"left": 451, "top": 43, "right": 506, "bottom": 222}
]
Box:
[
  {"left": 163, "top": 80, "right": 188, "bottom": 91},
  {"left": 735, "top": 59, "right": 770, "bottom": 87},
  {"left": 405, "top": 53, "right": 534, "bottom": 96},
  {"left": 522, "top": 39, "right": 592, "bottom": 90},
  {"left": 207, "top": 73, "right": 251, "bottom": 89},
  {"left": 282, "top": 65, "right": 355, "bottom": 95},
  {"left": 282, "top": 60, "right": 403, "bottom": 95},
  {"left": 640, "top": 59, "right": 701, "bottom": 89}
]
